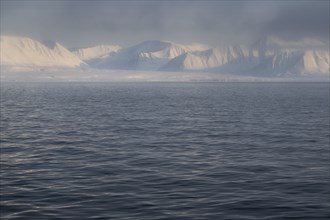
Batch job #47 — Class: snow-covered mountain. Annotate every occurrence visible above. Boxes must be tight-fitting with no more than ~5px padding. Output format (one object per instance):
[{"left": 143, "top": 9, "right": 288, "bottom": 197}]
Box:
[
  {"left": 95, "top": 40, "right": 210, "bottom": 70},
  {"left": 1, "top": 35, "right": 328, "bottom": 76},
  {"left": 245, "top": 37, "right": 329, "bottom": 75},
  {"left": 0, "top": 36, "right": 85, "bottom": 70},
  {"left": 161, "top": 45, "right": 257, "bottom": 72},
  {"left": 71, "top": 45, "right": 121, "bottom": 62},
  {"left": 248, "top": 49, "right": 329, "bottom": 76},
  {"left": 161, "top": 37, "right": 329, "bottom": 76}
]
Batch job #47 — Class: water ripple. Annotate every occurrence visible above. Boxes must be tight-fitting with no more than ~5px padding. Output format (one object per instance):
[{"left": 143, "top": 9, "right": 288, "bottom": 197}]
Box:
[{"left": 1, "top": 82, "right": 329, "bottom": 219}]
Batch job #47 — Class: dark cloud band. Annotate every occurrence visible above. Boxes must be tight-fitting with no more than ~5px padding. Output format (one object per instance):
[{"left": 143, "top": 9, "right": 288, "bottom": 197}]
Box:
[{"left": 1, "top": 1, "right": 328, "bottom": 47}]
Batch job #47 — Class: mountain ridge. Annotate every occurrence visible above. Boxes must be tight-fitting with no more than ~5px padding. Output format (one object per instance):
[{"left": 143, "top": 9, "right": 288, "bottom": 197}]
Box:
[{"left": 1, "top": 35, "right": 329, "bottom": 76}]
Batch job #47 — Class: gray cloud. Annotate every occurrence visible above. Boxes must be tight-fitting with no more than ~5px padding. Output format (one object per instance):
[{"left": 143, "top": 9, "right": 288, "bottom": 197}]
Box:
[
  {"left": 1, "top": 1, "right": 329, "bottom": 48},
  {"left": 262, "top": 1, "right": 329, "bottom": 42}
]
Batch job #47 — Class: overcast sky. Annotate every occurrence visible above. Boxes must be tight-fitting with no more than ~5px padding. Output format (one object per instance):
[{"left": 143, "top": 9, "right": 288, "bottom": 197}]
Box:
[{"left": 1, "top": 0, "right": 329, "bottom": 48}]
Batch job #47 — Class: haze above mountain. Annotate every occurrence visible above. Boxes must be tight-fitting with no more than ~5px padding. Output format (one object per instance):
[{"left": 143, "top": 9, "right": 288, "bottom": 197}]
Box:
[{"left": 0, "top": 35, "right": 329, "bottom": 77}]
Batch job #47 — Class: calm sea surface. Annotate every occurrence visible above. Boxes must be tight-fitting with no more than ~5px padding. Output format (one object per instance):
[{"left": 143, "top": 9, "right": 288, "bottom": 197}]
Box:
[{"left": 0, "top": 82, "right": 329, "bottom": 219}]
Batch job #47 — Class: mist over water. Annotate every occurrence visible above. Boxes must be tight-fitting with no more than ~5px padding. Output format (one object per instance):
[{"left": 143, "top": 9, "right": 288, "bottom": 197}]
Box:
[{"left": 1, "top": 82, "right": 329, "bottom": 219}]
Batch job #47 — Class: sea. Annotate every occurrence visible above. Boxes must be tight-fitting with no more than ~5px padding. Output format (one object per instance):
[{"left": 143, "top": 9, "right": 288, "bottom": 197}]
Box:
[{"left": 0, "top": 82, "right": 329, "bottom": 219}]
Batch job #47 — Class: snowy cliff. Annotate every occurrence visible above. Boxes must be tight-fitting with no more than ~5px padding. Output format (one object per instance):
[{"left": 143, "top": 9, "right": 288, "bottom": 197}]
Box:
[{"left": 0, "top": 36, "right": 85, "bottom": 70}]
